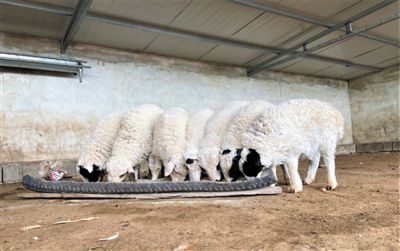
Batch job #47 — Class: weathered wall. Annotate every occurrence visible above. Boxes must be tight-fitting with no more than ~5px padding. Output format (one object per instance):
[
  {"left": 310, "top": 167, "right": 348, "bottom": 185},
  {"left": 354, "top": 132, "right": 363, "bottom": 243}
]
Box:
[
  {"left": 349, "top": 65, "right": 400, "bottom": 144},
  {"left": 1, "top": 32, "right": 353, "bottom": 164}
]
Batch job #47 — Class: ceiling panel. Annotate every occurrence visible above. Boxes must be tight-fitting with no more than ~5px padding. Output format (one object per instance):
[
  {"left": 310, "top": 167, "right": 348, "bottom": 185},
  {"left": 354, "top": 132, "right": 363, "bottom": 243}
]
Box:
[
  {"left": 88, "top": 0, "right": 190, "bottom": 26},
  {"left": 32, "top": 0, "right": 79, "bottom": 8},
  {"left": 337, "top": 69, "right": 371, "bottom": 80},
  {"left": 143, "top": 35, "right": 218, "bottom": 60},
  {"left": 279, "top": 58, "right": 335, "bottom": 75},
  {"left": 351, "top": 45, "right": 400, "bottom": 65},
  {"left": 74, "top": 19, "right": 158, "bottom": 52},
  {"left": 367, "top": 20, "right": 400, "bottom": 43},
  {"left": 144, "top": 0, "right": 264, "bottom": 60},
  {"left": 352, "top": 1, "right": 400, "bottom": 41},
  {"left": 244, "top": 54, "right": 301, "bottom": 71},
  {"left": 166, "top": 0, "right": 263, "bottom": 37},
  {"left": 312, "top": 64, "right": 358, "bottom": 79},
  {"left": 74, "top": 0, "right": 192, "bottom": 52},
  {"left": 316, "top": 36, "right": 383, "bottom": 60},
  {"left": 0, "top": 5, "right": 69, "bottom": 39},
  {"left": 374, "top": 57, "right": 400, "bottom": 68},
  {"left": 200, "top": 45, "right": 265, "bottom": 65}
]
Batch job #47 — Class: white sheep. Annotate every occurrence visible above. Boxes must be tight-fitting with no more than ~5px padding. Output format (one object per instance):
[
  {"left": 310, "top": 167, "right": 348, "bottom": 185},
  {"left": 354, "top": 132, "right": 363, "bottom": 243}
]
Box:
[
  {"left": 240, "top": 99, "right": 344, "bottom": 193},
  {"left": 184, "top": 108, "right": 215, "bottom": 181},
  {"left": 77, "top": 113, "right": 122, "bottom": 182},
  {"left": 150, "top": 107, "right": 190, "bottom": 182},
  {"left": 219, "top": 100, "right": 275, "bottom": 182},
  {"left": 106, "top": 104, "right": 164, "bottom": 182},
  {"left": 198, "top": 100, "right": 249, "bottom": 181}
]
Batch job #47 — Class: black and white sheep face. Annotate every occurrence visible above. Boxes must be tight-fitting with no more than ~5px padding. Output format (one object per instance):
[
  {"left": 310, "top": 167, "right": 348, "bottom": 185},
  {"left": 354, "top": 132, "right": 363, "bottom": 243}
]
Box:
[
  {"left": 220, "top": 148, "right": 244, "bottom": 182},
  {"left": 78, "top": 164, "right": 106, "bottom": 182},
  {"left": 239, "top": 148, "right": 272, "bottom": 179}
]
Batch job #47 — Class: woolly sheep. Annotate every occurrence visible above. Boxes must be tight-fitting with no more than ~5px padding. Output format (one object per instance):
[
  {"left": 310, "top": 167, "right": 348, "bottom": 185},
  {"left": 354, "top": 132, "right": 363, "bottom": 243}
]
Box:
[
  {"left": 106, "top": 104, "right": 164, "bottom": 182},
  {"left": 184, "top": 108, "right": 215, "bottom": 181},
  {"left": 240, "top": 99, "right": 344, "bottom": 193},
  {"left": 77, "top": 113, "right": 122, "bottom": 182},
  {"left": 219, "top": 100, "right": 274, "bottom": 182},
  {"left": 150, "top": 107, "right": 190, "bottom": 182},
  {"left": 198, "top": 100, "right": 249, "bottom": 181}
]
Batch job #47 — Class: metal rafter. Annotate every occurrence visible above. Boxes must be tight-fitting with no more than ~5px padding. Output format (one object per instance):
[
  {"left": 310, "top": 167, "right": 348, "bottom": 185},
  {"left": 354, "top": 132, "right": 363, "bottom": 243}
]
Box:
[
  {"left": 248, "top": 12, "right": 400, "bottom": 76},
  {"left": 246, "top": 0, "right": 396, "bottom": 76},
  {"left": 61, "top": 0, "right": 92, "bottom": 54},
  {"left": 232, "top": 0, "right": 400, "bottom": 48},
  {"left": 0, "top": 0, "right": 385, "bottom": 74}
]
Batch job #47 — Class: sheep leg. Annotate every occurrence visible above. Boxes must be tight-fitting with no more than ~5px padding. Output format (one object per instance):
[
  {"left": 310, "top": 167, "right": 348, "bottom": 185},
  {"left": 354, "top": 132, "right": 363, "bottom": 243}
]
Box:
[
  {"left": 304, "top": 152, "right": 320, "bottom": 185},
  {"left": 286, "top": 157, "right": 303, "bottom": 193},
  {"left": 133, "top": 167, "right": 139, "bottom": 181},
  {"left": 322, "top": 154, "right": 338, "bottom": 190},
  {"left": 281, "top": 164, "right": 290, "bottom": 185},
  {"left": 149, "top": 155, "right": 162, "bottom": 181}
]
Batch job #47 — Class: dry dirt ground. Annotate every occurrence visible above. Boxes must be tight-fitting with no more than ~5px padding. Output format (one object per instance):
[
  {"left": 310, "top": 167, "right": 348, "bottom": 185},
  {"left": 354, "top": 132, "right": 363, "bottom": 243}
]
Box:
[{"left": 0, "top": 153, "right": 399, "bottom": 251}]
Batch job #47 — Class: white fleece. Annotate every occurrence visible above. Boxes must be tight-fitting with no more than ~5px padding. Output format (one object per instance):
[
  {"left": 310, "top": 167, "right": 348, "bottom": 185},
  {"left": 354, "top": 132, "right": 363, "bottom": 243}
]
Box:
[
  {"left": 77, "top": 113, "right": 122, "bottom": 182},
  {"left": 184, "top": 108, "right": 215, "bottom": 181},
  {"left": 242, "top": 99, "right": 344, "bottom": 193},
  {"left": 219, "top": 100, "right": 274, "bottom": 181},
  {"left": 150, "top": 107, "right": 190, "bottom": 182},
  {"left": 106, "top": 104, "right": 164, "bottom": 182},
  {"left": 198, "top": 100, "right": 249, "bottom": 181}
]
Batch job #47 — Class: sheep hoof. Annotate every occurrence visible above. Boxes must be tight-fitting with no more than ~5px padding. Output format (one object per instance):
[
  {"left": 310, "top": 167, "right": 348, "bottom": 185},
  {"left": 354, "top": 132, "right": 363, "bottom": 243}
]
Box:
[
  {"left": 304, "top": 177, "right": 313, "bottom": 185},
  {"left": 287, "top": 186, "right": 302, "bottom": 193},
  {"left": 322, "top": 184, "right": 338, "bottom": 191}
]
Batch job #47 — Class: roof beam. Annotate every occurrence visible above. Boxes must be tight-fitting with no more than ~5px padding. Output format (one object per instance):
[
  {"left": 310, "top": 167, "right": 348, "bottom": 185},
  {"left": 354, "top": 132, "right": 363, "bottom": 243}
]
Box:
[
  {"left": 232, "top": 0, "right": 399, "bottom": 48},
  {"left": 0, "top": 0, "right": 384, "bottom": 74},
  {"left": 60, "top": 0, "right": 92, "bottom": 54},
  {"left": 246, "top": 0, "right": 396, "bottom": 76},
  {"left": 248, "top": 12, "right": 400, "bottom": 76}
]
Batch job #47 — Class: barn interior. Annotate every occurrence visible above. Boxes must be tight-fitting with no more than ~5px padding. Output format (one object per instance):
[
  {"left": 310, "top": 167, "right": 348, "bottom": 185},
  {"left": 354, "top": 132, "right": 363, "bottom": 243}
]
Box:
[{"left": 0, "top": 0, "right": 399, "bottom": 250}]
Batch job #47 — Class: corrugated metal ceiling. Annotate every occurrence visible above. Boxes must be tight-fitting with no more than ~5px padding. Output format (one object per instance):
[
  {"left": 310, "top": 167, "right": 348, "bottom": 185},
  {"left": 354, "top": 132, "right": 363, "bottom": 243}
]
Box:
[{"left": 0, "top": 0, "right": 398, "bottom": 80}]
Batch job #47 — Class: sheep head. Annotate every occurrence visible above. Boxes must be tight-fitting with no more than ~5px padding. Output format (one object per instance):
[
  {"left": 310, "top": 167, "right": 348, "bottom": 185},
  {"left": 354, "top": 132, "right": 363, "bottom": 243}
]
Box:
[
  {"left": 239, "top": 148, "right": 273, "bottom": 180},
  {"left": 198, "top": 147, "right": 221, "bottom": 181},
  {"left": 77, "top": 161, "right": 106, "bottom": 182}
]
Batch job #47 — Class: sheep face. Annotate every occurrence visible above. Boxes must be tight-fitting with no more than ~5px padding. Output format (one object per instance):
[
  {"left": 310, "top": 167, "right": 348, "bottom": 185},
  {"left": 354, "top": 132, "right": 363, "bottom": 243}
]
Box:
[
  {"left": 185, "top": 158, "right": 202, "bottom": 181},
  {"left": 170, "top": 163, "right": 189, "bottom": 182},
  {"left": 219, "top": 149, "right": 236, "bottom": 182},
  {"left": 107, "top": 168, "right": 131, "bottom": 183},
  {"left": 239, "top": 148, "right": 272, "bottom": 179},
  {"left": 164, "top": 155, "right": 188, "bottom": 181},
  {"left": 198, "top": 147, "right": 221, "bottom": 181},
  {"left": 221, "top": 148, "right": 244, "bottom": 182},
  {"left": 77, "top": 164, "right": 106, "bottom": 182}
]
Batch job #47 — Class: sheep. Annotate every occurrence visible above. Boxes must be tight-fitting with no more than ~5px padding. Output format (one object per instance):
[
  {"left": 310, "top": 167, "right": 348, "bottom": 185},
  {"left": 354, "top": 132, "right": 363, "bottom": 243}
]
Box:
[
  {"left": 184, "top": 108, "right": 215, "bottom": 181},
  {"left": 77, "top": 113, "right": 122, "bottom": 182},
  {"left": 219, "top": 100, "right": 275, "bottom": 182},
  {"left": 150, "top": 107, "right": 190, "bottom": 182},
  {"left": 106, "top": 104, "right": 164, "bottom": 182},
  {"left": 198, "top": 100, "right": 249, "bottom": 181},
  {"left": 240, "top": 99, "right": 344, "bottom": 193}
]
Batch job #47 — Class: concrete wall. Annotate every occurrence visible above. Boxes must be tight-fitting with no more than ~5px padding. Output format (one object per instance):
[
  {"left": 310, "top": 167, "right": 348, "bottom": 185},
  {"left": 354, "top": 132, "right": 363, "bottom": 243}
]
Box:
[
  {"left": 349, "top": 65, "right": 400, "bottom": 145},
  {"left": 1, "top": 32, "right": 353, "bottom": 166}
]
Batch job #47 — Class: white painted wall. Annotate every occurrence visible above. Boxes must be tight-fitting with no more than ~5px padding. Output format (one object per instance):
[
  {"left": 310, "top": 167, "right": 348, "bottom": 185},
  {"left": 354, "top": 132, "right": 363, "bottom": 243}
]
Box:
[
  {"left": 349, "top": 65, "right": 400, "bottom": 144},
  {"left": 1, "top": 32, "right": 353, "bottom": 163}
]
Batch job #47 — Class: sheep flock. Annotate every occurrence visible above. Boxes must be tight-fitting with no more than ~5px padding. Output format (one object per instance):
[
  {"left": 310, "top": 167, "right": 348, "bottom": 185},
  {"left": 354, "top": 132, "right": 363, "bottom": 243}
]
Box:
[{"left": 77, "top": 99, "right": 344, "bottom": 193}]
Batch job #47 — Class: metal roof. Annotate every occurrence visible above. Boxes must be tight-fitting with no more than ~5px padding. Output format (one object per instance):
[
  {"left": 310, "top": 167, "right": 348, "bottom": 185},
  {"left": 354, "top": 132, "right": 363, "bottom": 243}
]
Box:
[{"left": 0, "top": 0, "right": 399, "bottom": 80}]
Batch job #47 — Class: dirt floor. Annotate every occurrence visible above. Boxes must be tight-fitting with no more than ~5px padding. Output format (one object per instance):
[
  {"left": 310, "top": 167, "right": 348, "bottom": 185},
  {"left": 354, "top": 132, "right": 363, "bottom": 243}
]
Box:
[{"left": 0, "top": 153, "right": 399, "bottom": 251}]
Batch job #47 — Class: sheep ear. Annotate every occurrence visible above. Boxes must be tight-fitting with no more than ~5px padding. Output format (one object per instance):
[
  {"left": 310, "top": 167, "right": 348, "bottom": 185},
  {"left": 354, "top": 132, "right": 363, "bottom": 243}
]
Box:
[{"left": 164, "top": 161, "right": 174, "bottom": 176}]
